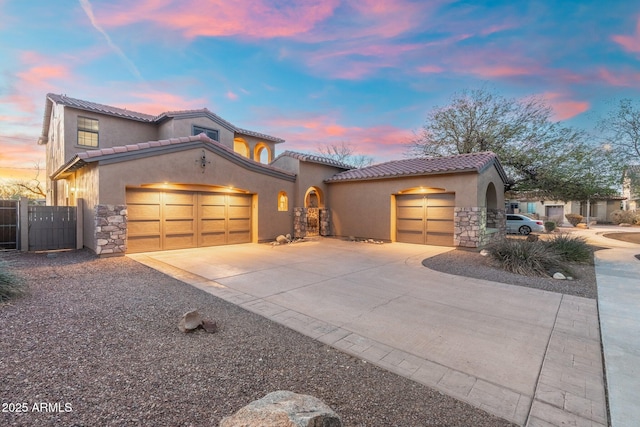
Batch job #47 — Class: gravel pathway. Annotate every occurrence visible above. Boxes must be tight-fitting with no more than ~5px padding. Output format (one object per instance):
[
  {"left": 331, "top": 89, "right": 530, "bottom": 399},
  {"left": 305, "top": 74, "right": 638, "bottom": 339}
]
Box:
[
  {"left": 1, "top": 250, "right": 514, "bottom": 427},
  {"left": 422, "top": 248, "right": 598, "bottom": 299}
]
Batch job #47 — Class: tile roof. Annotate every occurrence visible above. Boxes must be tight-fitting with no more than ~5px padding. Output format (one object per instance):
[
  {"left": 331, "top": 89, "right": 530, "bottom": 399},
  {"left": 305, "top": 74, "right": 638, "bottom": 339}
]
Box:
[
  {"left": 42, "top": 93, "right": 284, "bottom": 143},
  {"left": 325, "top": 151, "right": 507, "bottom": 183},
  {"left": 53, "top": 133, "right": 295, "bottom": 181},
  {"left": 272, "top": 150, "right": 355, "bottom": 169}
]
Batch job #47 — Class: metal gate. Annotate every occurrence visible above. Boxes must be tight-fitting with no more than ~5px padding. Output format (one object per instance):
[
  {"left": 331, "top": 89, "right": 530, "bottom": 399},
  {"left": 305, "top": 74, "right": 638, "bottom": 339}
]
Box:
[
  {"left": 28, "top": 206, "right": 77, "bottom": 251},
  {"left": 0, "top": 200, "right": 18, "bottom": 249}
]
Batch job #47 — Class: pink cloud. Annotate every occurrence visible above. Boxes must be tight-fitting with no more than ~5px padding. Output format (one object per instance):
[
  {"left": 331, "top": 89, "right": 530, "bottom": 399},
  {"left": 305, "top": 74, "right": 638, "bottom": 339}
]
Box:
[
  {"left": 97, "top": 0, "right": 339, "bottom": 39},
  {"left": 598, "top": 68, "right": 640, "bottom": 87},
  {"left": 119, "top": 91, "right": 208, "bottom": 115},
  {"left": 260, "top": 112, "right": 412, "bottom": 161},
  {"left": 226, "top": 91, "right": 238, "bottom": 101},
  {"left": 417, "top": 65, "right": 444, "bottom": 74},
  {"left": 612, "top": 16, "right": 640, "bottom": 54},
  {"left": 539, "top": 92, "right": 590, "bottom": 121}
]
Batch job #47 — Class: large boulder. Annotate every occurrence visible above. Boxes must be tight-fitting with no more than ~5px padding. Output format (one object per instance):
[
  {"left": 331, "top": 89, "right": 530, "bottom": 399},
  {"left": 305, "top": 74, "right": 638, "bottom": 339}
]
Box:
[{"left": 220, "top": 390, "right": 342, "bottom": 427}]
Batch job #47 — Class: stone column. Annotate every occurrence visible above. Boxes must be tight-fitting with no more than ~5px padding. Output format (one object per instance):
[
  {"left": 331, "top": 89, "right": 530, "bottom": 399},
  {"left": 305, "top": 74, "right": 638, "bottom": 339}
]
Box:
[
  {"left": 95, "top": 204, "right": 127, "bottom": 255},
  {"left": 454, "top": 207, "right": 485, "bottom": 248},
  {"left": 319, "top": 208, "right": 330, "bottom": 236},
  {"left": 293, "top": 207, "right": 307, "bottom": 238}
]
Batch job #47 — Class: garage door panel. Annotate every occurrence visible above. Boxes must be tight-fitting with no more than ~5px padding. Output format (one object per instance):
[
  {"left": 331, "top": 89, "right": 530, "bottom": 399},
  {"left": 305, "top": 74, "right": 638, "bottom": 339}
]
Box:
[
  {"left": 127, "top": 236, "right": 161, "bottom": 252},
  {"left": 427, "top": 206, "right": 454, "bottom": 220},
  {"left": 126, "top": 190, "right": 160, "bottom": 204},
  {"left": 426, "top": 233, "right": 453, "bottom": 246},
  {"left": 397, "top": 230, "right": 424, "bottom": 244},
  {"left": 164, "top": 234, "right": 197, "bottom": 249},
  {"left": 427, "top": 219, "right": 454, "bottom": 233},
  {"left": 164, "top": 205, "right": 195, "bottom": 218},
  {"left": 228, "top": 195, "right": 251, "bottom": 206},
  {"left": 427, "top": 194, "right": 455, "bottom": 206},
  {"left": 164, "top": 219, "right": 195, "bottom": 234},
  {"left": 397, "top": 206, "right": 423, "bottom": 219},
  {"left": 128, "top": 204, "right": 160, "bottom": 219},
  {"left": 397, "top": 218, "right": 424, "bottom": 232},
  {"left": 199, "top": 232, "right": 226, "bottom": 246},
  {"left": 165, "top": 192, "right": 196, "bottom": 204},
  {"left": 228, "top": 206, "right": 251, "bottom": 218},
  {"left": 228, "top": 218, "right": 251, "bottom": 232},
  {"left": 128, "top": 220, "right": 160, "bottom": 235},
  {"left": 200, "top": 219, "right": 226, "bottom": 232},
  {"left": 228, "top": 231, "right": 251, "bottom": 244},
  {"left": 200, "top": 194, "right": 226, "bottom": 205},
  {"left": 200, "top": 205, "right": 226, "bottom": 218}
]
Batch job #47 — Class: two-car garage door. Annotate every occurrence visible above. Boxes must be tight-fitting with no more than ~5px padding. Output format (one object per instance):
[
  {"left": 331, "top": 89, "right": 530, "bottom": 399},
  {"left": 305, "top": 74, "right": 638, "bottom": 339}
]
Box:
[
  {"left": 126, "top": 189, "right": 252, "bottom": 253},
  {"left": 396, "top": 193, "right": 455, "bottom": 246}
]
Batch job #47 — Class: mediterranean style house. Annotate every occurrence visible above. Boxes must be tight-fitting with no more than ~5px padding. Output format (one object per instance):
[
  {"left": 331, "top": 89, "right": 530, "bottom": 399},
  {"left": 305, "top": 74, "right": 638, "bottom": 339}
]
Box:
[{"left": 37, "top": 93, "right": 507, "bottom": 255}]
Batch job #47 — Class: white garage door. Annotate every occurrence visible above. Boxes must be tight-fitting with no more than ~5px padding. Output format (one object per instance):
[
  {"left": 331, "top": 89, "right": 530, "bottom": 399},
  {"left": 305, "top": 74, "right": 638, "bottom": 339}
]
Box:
[{"left": 126, "top": 189, "right": 252, "bottom": 253}]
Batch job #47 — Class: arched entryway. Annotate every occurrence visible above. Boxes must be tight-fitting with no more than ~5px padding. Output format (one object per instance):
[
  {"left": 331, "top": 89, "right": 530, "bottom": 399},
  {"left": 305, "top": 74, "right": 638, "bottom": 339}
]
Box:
[
  {"left": 485, "top": 182, "right": 498, "bottom": 228},
  {"left": 304, "top": 187, "right": 323, "bottom": 236}
]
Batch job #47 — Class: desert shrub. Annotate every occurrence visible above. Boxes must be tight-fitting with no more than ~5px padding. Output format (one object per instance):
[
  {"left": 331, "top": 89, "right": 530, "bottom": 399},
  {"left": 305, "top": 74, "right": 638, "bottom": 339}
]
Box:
[
  {"left": 544, "top": 234, "right": 592, "bottom": 263},
  {"left": 544, "top": 221, "right": 556, "bottom": 233},
  {"left": 609, "top": 210, "right": 640, "bottom": 225},
  {"left": 487, "top": 239, "right": 562, "bottom": 276},
  {"left": 565, "top": 213, "right": 583, "bottom": 227},
  {"left": 0, "top": 260, "right": 25, "bottom": 302}
]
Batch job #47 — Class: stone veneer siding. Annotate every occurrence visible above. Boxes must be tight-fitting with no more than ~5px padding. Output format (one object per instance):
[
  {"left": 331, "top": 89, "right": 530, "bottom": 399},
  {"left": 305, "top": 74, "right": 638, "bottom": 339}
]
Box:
[
  {"left": 95, "top": 205, "right": 127, "bottom": 255},
  {"left": 293, "top": 207, "right": 330, "bottom": 238},
  {"left": 454, "top": 207, "right": 505, "bottom": 248}
]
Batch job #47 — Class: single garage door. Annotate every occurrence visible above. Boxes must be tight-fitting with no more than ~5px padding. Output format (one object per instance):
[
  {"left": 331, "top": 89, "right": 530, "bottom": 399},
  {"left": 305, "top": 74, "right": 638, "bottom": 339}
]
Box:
[
  {"left": 396, "top": 193, "right": 455, "bottom": 246},
  {"left": 126, "top": 189, "right": 252, "bottom": 253}
]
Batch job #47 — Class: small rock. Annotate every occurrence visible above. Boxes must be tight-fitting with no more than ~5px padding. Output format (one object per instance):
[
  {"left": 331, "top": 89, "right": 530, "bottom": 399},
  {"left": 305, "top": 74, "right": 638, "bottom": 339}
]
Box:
[
  {"left": 552, "top": 272, "right": 566, "bottom": 280},
  {"left": 275, "top": 235, "right": 289, "bottom": 244},
  {"left": 480, "top": 249, "right": 490, "bottom": 257},
  {"left": 566, "top": 276, "right": 574, "bottom": 281},
  {"left": 201, "top": 319, "right": 218, "bottom": 333},
  {"left": 220, "top": 390, "right": 342, "bottom": 427},
  {"left": 285, "top": 233, "right": 292, "bottom": 240},
  {"left": 348, "top": 236, "right": 356, "bottom": 241},
  {"left": 178, "top": 310, "right": 202, "bottom": 333}
]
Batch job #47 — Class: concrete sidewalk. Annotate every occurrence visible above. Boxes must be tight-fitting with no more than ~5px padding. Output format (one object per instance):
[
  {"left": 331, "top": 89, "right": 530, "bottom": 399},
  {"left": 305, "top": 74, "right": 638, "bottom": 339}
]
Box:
[
  {"left": 572, "top": 227, "right": 640, "bottom": 427},
  {"left": 130, "top": 238, "right": 607, "bottom": 426}
]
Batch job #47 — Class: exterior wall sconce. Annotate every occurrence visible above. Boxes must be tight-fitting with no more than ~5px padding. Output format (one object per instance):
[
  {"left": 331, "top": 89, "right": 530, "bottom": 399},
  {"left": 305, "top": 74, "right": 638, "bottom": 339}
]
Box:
[{"left": 197, "top": 149, "right": 211, "bottom": 173}]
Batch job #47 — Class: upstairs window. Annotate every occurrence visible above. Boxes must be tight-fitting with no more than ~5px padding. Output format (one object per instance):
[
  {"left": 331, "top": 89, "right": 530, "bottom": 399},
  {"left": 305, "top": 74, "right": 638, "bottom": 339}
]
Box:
[
  {"left": 77, "top": 117, "right": 99, "bottom": 147},
  {"left": 193, "top": 125, "right": 219, "bottom": 141}
]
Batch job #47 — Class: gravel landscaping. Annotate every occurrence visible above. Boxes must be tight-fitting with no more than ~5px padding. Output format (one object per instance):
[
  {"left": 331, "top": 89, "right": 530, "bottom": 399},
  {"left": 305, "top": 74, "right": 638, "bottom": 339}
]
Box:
[
  {"left": 422, "top": 247, "right": 598, "bottom": 299},
  {"left": 0, "top": 249, "right": 514, "bottom": 427}
]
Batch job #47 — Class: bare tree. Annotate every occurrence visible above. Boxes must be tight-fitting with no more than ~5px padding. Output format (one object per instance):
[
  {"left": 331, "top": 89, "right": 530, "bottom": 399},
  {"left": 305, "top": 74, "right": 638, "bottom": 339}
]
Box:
[
  {"left": 405, "top": 87, "right": 617, "bottom": 200},
  {"left": 598, "top": 98, "right": 640, "bottom": 163},
  {"left": 0, "top": 163, "right": 46, "bottom": 200},
  {"left": 317, "top": 141, "right": 374, "bottom": 168}
]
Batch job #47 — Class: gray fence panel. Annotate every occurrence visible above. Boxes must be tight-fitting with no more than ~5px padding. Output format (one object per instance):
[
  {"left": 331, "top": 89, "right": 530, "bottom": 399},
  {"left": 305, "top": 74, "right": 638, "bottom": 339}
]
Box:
[
  {"left": 0, "top": 200, "right": 18, "bottom": 249},
  {"left": 28, "top": 206, "right": 77, "bottom": 251}
]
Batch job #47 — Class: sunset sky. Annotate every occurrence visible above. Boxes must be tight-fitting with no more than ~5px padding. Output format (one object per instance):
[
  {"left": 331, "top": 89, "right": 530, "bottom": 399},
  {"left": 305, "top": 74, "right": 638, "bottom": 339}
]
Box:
[{"left": 1, "top": 0, "right": 639, "bottom": 180}]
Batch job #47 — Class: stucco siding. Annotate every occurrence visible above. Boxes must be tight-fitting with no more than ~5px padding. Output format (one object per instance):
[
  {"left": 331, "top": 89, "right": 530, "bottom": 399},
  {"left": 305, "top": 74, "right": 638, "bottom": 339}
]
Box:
[
  {"left": 327, "top": 172, "right": 481, "bottom": 241},
  {"left": 95, "top": 148, "right": 295, "bottom": 242}
]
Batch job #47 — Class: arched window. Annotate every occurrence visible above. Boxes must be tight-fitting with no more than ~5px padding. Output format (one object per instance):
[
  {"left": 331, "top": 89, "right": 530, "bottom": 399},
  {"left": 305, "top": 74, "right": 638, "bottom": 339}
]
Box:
[
  {"left": 233, "top": 138, "right": 250, "bottom": 158},
  {"left": 254, "top": 143, "right": 272, "bottom": 164},
  {"left": 278, "top": 191, "right": 288, "bottom": 211}
]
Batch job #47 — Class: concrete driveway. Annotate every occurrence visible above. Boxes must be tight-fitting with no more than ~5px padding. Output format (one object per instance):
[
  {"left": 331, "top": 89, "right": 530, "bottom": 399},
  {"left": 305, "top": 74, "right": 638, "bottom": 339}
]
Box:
[{"left": 130, "top": 238, "right": 606, "bottom": 426}]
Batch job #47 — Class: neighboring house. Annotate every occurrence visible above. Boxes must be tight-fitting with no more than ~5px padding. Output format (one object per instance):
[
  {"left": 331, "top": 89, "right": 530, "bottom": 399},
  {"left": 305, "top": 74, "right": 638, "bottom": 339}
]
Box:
[
  {"left": 505, "top": 197, "right": 624, "bottom": 225},
  {"left": 37, "top": 93, "right": 508, "bottom": 255},
  {"left": 622, "top": 165, "right": 640, "bottom": 211}
]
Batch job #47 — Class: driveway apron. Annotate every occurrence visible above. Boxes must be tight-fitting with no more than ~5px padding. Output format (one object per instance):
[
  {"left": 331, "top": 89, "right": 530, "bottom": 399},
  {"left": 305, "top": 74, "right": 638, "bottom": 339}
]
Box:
[{"left": 130, "top": 238, "right": 607, "bottom": 426}]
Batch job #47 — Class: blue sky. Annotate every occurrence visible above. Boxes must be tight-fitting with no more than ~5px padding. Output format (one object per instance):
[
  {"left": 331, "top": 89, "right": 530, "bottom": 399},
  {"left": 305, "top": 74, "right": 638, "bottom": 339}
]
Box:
[{"left": 1, "top": 0, "right": 639, "bottom": 179}]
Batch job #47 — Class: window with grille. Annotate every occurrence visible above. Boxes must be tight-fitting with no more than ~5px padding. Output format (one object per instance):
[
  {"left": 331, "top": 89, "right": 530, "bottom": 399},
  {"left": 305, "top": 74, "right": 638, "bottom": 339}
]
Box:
[
  {"left": 192, "top": 125, "right": 219, "bottom": 141},
  {"left": 77, "top": 117, "right": 99, "bottom": 147}
]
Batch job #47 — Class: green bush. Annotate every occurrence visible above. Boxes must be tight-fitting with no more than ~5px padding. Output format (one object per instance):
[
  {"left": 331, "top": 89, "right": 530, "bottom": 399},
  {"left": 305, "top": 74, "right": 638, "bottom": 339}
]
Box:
[
  {"left": 544, "top": 234, "right": 592, "bottom": 263},
  {"left": 609, "top": 210, "right": 640, "bottom": 225},
  {"left": 487, "top": 239, "right": 562, "bottom": 276},
  {"left": 0, "top": 260, "right": 25, "bottom": 302},
  {"left": 544, "top": 221, "right": 556, "bottom": 233},
  {"left": 565, "top": 213, "right": 583, "bottom": 227}
]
